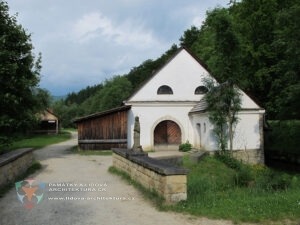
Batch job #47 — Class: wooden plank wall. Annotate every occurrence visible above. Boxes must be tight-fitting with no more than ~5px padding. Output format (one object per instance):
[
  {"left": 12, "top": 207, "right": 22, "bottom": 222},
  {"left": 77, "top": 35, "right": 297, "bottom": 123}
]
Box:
[{"left": 77, "top": 110, "right": 128, "bottom": 150}]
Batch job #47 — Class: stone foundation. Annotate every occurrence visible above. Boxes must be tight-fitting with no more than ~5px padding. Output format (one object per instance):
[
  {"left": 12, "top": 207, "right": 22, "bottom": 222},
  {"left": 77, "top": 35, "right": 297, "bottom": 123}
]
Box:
[
  {"left": 208, "top": 148, "right": 265, "bottom": 164},
  {"left": 232, "top": 149, "right": 265, "bottom": 164},
  {"left": 0, "top": 148, "right": 34, "bottom": 189},
  {"left": 112, "top": 149, "right": 188, "bottom": 204}
]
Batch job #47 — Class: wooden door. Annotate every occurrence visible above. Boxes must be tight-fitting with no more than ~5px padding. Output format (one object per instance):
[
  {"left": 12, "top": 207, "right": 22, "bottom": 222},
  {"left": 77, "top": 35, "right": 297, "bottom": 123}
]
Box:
[{"left": 154, "top": 120, "right": 181, "bottom": 145}]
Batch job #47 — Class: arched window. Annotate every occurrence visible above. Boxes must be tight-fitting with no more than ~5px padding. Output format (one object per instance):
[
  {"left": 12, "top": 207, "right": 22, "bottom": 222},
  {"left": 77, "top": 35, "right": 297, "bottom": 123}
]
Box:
[
  {"left": 157, "top": 85, "right": 173, "bottom": 95},
  {"left": 194, "top": 86, "right": 208, "bottom": 95}
]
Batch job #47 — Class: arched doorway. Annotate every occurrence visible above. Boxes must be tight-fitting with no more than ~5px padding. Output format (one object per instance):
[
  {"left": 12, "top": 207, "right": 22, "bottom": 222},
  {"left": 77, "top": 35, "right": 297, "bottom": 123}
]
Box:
[{"left": 154, "top": 120, "right": 181, "bottom": 150}]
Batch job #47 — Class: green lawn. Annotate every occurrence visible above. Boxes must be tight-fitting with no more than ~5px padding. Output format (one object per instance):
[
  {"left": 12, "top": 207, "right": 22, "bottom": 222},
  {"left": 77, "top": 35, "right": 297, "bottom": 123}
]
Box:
[
  {"left": 167, "top": 156, "right": 300, "bottom": 224},
  {"left": 8, "top": 131, "right": 71, "bottom": 151},
  {"left": 109, "top": 154, "right": 300, "bottom": 223}
]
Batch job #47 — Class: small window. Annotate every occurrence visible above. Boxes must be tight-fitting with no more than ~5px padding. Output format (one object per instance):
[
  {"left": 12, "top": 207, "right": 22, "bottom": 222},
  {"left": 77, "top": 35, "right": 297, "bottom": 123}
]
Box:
[
  {"left": 203, "top": 123, "right": 206, "bottom": 133},
  {"left": 157, "top": 85, "right": 173, "bottom": 95},
  {"left": 195, "top": 86, "right": 208, "bottom": 95}
]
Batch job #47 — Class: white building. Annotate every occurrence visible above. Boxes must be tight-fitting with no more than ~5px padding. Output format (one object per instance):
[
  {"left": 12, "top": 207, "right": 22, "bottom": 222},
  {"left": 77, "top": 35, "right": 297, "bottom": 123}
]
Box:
[{"left": 124, "top": 48, "right": 265, "bottom": 164}]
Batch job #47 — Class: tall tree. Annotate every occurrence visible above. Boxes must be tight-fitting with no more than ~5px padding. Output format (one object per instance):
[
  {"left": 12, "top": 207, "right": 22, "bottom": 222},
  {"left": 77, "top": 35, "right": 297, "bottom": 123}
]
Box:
[
  {"left": 0, "top": 1, "right": 42, "bottom": 147},
  {"left": 203, "top": 8, "right": 242, "bottom": 152},
  {"left": 179, "top": 26, "right": 200, "bottom": 49}
]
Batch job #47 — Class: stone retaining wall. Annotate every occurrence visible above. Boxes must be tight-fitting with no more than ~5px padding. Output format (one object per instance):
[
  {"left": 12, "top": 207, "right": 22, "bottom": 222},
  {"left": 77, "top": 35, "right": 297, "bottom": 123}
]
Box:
[
  {"left": 0, "top": 148, "right": 34, "bottom": 189},
  {"left": 206, "top": 149, "right": 265, "bottom": 164},
  {"left": 112, "top": 149, "right": 188, "bottom": 204},
  {"left": 232, "top": 149, "right": 265, "bottom": 164}
]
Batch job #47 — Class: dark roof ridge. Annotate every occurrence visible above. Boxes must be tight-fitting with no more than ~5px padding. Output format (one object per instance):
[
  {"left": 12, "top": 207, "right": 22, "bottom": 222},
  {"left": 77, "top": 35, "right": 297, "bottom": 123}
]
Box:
[{"left": 73, "top": 105, "right": 131, "bottom": 123}]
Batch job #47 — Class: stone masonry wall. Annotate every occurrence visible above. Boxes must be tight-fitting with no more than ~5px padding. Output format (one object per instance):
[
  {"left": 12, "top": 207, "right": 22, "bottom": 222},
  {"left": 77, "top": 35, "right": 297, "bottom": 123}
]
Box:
[
  {"left": 0, "top": 148, "right": 34, "bottom": 189},
  {"left": 232, "top": 149, "right": 265, "bottom": 164},
  {"left": 207, "top": 149, "right": 265, "bottom": 164},
  {"left": 112, "top": 149, "right": 187, "bottom": 204}
]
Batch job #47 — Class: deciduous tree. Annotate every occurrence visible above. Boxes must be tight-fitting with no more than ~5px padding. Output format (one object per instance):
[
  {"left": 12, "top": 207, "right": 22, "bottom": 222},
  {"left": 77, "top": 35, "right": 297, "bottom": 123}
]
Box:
[{"left": 0, "top": 1, "right": 43, "bottom": 149}]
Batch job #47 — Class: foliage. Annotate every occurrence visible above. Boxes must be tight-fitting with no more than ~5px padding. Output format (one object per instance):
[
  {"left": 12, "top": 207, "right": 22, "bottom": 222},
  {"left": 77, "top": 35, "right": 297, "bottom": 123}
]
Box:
[
  {"left": 181, "top": 0, "right": 300, "bottom": 120},
  {"left": 198, "top": 8, "right": 242, "bottom": 152},
  {"left": 0, "top": 2, "right": 50, "bottom": 150},
  {"left": 265, "top": 120, "right": 300, "bottom": 155},
  {"left": 204, "top": 79, "right": 241, "bottom": 151},
  {"left": 265, "top": 120, "right": 300, "bottom": 168},
  {"left": 179, "top": 141, "right": 192, "bottom": 152},
  {"left": 65, "top": 84, "right": 103, "bottom": 105},
  {"left": 167, "top": 156, "right": 300, "bottom": 223}
]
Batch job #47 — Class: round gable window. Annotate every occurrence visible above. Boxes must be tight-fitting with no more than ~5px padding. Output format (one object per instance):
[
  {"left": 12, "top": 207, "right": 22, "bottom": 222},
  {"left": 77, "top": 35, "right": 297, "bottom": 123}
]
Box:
[{"left": 157, "top": 85, "right": 173, "bottom": 95}]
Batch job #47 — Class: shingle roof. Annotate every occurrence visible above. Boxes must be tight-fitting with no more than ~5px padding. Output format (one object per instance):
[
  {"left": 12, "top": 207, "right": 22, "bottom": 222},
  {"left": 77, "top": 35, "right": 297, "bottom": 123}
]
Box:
[{"left": 189, "top": 97, "right": 208, "bottom": 113}]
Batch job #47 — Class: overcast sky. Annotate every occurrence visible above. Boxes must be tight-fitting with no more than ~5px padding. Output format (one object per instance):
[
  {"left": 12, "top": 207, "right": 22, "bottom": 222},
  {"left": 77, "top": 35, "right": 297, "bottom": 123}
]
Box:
[{"left": 8, "top": 0, "right": 229, "bottom": 96}]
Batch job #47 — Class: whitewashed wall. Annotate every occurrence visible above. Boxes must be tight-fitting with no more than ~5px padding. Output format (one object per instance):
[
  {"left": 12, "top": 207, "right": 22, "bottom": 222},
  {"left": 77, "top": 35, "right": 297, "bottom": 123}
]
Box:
[
  {"left": 127, "top": 103, "right": 195, "bottom": 150},
  {"left": 189, "top": 113, "right": 217, "bottom": 150},
  {"left": 190, "top": 111, "right": 264, "bottom": 151},
  {"left": 128, "top": 50, "right": 211, "bottom": 102}
]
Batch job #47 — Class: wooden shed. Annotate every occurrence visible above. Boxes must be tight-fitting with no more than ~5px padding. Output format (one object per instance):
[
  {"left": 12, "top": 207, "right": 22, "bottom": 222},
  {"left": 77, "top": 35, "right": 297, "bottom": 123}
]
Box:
[
  {"left": 74, "top": 106, "right": 131, "bottom": 150},
  {"left": 35, "top": 109, "right": 59, "bottom": 134}
]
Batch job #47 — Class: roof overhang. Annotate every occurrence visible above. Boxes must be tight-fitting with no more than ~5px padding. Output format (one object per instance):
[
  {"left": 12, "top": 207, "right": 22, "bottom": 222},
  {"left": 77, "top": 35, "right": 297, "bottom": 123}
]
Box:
[{"left": 73, "top": 105, "right": 131, "bottom": 123}]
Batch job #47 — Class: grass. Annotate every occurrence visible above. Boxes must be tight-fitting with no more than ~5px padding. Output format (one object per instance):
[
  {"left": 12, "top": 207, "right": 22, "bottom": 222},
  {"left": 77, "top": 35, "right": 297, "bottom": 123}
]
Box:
[
  {"left": 166, "top": 155, "right": 300, "bottom": 224},
  {"left": 63, "top": 127, "right": 77, "bottom": 132},
  {"left": 7, "top": 131, "right": 71, "bottom": 152},
  {"left": 0, "top": 161, "right": 42, "bottom": 198},
  {"left": 70, "top": 146, "right": 112, "bottom": 156},
  {"left": 109, "top": 153, "right": 300, "bottom": 223}
]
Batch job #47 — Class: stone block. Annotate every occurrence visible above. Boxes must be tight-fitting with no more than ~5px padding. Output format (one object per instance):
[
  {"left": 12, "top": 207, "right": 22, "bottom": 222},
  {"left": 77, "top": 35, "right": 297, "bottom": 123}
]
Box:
[
  {"left": 112, "top": 149, "right": 187, "bottom": 204},
  {"left": 165, "top": 183, "right": 186, "bottom": 194},
  {"left": 167, "top": 193, "right": 187, "bottom": 203},
  {"left": 165, "top": 175, "right": 187, "bottom": 184}
]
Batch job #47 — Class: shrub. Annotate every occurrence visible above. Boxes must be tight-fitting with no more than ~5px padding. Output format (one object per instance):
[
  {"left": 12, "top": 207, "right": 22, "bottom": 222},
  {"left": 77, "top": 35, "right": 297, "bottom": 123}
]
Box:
[
  {"left": 255, "top": 168, "right": 293, "bottom": 191},
  {"left": 265, "top": 120, "right": 300, "bottom": 155},
  {"left": 235, "top": 166, "right": 254, "bottom": 187},
  {"left": 214, "top": 152, "right": 242, "bottom": 170},
  {"left": 215, "top": 153, "right": 254, "bottom": 187},
  {"left": 179, "top": 141, "right": 192, "bottom": 152}
]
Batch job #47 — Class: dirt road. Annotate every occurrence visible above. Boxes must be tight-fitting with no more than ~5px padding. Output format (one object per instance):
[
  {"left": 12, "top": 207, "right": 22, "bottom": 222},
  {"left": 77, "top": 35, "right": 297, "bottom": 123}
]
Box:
[{"left": 0, "top": 132, "right": 235, "bottom": 225}]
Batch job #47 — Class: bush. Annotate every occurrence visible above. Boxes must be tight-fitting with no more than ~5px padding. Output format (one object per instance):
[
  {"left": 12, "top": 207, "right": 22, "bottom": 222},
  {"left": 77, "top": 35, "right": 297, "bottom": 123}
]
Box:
[
  {"left": 214, "top": 152, "right": 242, "bottom": 170},
  {"left": 265, "top": 120, "right": 300, "bottom": 155},
  {"left": 215, "top": 153, "right": 254, "bottom": 187},
  {"left": 235, "top": 166, "right": 254, "bottom": 187},
  {"left": 179, "top": 141, "right": 192, "bottom": 152},
  {"left": 255, "top": 168, "right": 293, "bottom": 191}
]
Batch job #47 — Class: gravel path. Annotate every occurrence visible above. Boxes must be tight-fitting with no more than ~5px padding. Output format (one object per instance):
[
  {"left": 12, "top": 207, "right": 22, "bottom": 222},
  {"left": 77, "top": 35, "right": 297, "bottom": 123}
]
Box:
[{"left": 0, "top": 132, "right": 238, "bottom": 225}]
